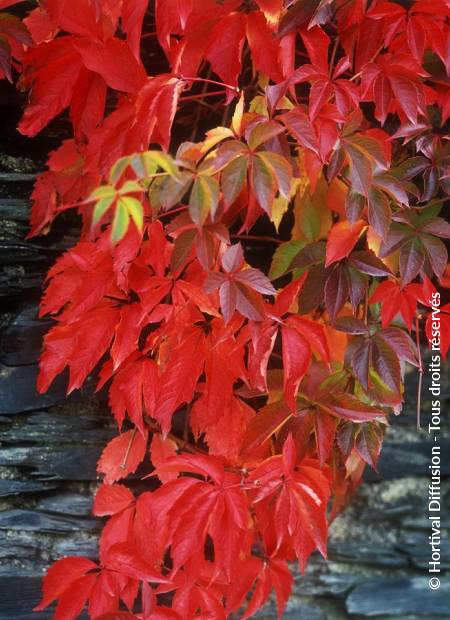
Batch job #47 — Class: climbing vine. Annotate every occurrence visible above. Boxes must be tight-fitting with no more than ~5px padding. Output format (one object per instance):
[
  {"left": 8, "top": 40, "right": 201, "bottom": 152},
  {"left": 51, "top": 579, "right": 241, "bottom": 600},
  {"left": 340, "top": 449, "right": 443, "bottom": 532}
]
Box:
[{"left": 1, "top": 0, "right": 449, "bottom": 618}]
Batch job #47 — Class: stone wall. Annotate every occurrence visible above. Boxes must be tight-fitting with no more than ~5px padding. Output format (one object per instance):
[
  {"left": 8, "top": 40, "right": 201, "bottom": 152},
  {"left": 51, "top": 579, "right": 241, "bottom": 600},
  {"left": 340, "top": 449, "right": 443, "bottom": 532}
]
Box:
[{"left": 1, "top": 94, "right": 449, "bottom": 620}]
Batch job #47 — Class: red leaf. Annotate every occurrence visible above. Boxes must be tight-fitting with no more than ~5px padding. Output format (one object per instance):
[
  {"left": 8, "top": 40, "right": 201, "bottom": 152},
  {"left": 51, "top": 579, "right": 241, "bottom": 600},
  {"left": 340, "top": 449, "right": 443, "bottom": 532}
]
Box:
[
  {"left": 246, "top": 10, "right": 283, "bottom": 82},
  {"left": 235, "top": 268, "right": 276, "bottom": 295},
  {"left": 369, "top": 279, "right": 423, "bottom": 330},
  {"left": 73, "top": 37, "right": 146, "bottom": 93},
  {"left": 111, "top": 303, "right": 147, "bottom": 370},
  {"left": 206, "top": 12, "right": 246, "bottom": 90},
  {"left": 281, "top": 109, "right": 319, "bottom": 156},
  {"left": 323, "top": 394, "right": 385, "bottom": 423},
  {"left": 18, "top": 39, "right": 83, "bottom": 137},
  {"left": 70, "top": 68, "right": 107, "bottom": 141},
  {"left": 150, "top": 433, "right": 179, "bottom": 482},
  {"left": 325, "top": 220, "right": 365, "bottom": 267},
  {"left": 135, "top": 75, "right": 184, "bottom": 151},
  {"left": 97, "top": 430, "right": 147, "bottom": 484},
  {"left": 54, "top": 573, "right": 97, "bottom": 620},
  {"left": 37, "top": 303, "right": 120, "bottom": 394},
  {"left": 122, "top": 0, "right": 148, "bottom": 60},
  {"left": 156, "top": 329, "right": 206, "bottom": 434},
  {"left": 109, "top": 357, "right": 158, "bottom": 433},
  {"left": 35, "top": 557, "right": 98, "bottom": 610},
  {"left": 282, "top": 324, "right": 311, "bottom": 410},
  {"left": 222, "top": 243, "right": 244, "bottom": 273},
  {"left": 105, "top": 542, "right": 172, "bottom": 584},
  {"left": 93, "top": 484, "right": 135, "bottom": 517}
]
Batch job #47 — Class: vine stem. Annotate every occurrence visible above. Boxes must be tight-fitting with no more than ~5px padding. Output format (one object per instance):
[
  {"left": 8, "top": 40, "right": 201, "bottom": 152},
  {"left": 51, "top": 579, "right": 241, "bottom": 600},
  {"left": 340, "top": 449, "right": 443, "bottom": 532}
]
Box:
[
  {"left": 181, "top": 90, "right": 227, "bottom": 102},
  {"left": 180, "top": 75, "right": 240, "bottom": 93},
  {"left": 120, "top": 428, "right": 137, "bottom": 470},
  {"left": 144, "top": 416, "right": 207, "bottom": 455},
  {"left": 231, "top": 234, "right": 283, "bottom": 245},
  {"left": 350, "top": 44, "right": 385, "bottom": 82},
  {"left": 156, "top": 205, "right": 188, "bottom": 219},
  {"left": 415, "top": 314, "right": 423, "bottom": 431},
  {"left": 329, "top": 35, "right": 340, "bottom": 78}
]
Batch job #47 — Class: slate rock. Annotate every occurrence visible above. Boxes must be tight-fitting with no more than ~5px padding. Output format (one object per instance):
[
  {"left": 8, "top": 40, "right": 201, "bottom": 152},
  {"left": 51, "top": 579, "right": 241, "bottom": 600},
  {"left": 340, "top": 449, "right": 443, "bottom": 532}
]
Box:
[
  {"left": 0, "top": 509, "right": 100, "bottom": 533},
  {"left": 396, "top": 533, "right": 450, "bottom": 570},
  {"left": 364, "top": 441, "right": 450, "bottom": 480},
  {"left": 282, "top": 604, "right": 327, "bottom": 620},
  {"left": 0, "top": 445, "right": 102, "bottom": 480},
  {"left": 54, "top": 538, "right": 99, "bottom": 560},
  {"left": 0, "top": 364, "right": 66, "bottom": 415},
  {"left": 0, "top": 479, "right": 56, "bottom": 497},
  {"left": 296, "top": 573, "right": 358, "bottom": 598},
  {"left": 0, "top": 305, "right": 50, "bottom": 365},
  {"left": 0, "top": 576, "right": 52, "bottom": 620},
  {"left": 34, "top": 446, "right": 102, "bottom": 481},
  {"left": 328, "top": 542, "right": 408, "bottom": 567},
  {"left": 1, "top": 410, "right": 114, "bottom": 445},
  {"left": 346, "top": 577, "right": 450, "bottom": 616},
  {"left": 0, "top": 575, "right": 90, "bottom": 620},
  {"left": 36, "top": 492, "right": 93, "bottom": 517},
  {"left": 0, "top": 539, "right": 35, "bottom": 559}
]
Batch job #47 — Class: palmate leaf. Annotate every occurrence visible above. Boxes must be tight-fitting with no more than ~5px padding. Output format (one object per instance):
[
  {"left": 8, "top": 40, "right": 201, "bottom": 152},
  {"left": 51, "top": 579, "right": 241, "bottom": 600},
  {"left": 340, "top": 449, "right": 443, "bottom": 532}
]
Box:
[
  {"left": 325, "top": 220, "right": 365, "bottom": 266},
  {"left": 97, "top": 430, "right": 148, "bottom": 484},
  {"left": 269, "top": 240, "right": 305, "bottom": 279},
  {"left": 222, "top": 155, "right": 248, "bottom": 206},
  {"left": 189, "top": 174, "right": 220, "bottom": 226}
]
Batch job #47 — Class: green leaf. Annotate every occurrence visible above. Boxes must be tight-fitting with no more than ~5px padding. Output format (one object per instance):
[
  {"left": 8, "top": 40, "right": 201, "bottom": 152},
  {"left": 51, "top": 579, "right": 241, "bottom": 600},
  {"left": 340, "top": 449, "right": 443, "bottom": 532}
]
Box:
[
  {"left": 269, "top": 240, "right": 304, "bottom": 279},
  {"left": 118, "top": 180, "right": 143, "bottom": 195},
  {"left": 257, "top": 151, "right": 292, "bottom": 199},
  {"left": 131, "top": 151, "right": 179, "bottom": 179},
  {"left": 91, "top": 185, "right": 116, "bottom": 226},
  {"left": 247, "top": 121, "right": 284, "bottom": 150},
  {"left": 416, "top": 203, "right": 443, "bottom": 224},
  {"left": 294, "top": 190, "right": 321, "bottom": 243},
  {"left": 289, "top": 241, "right": 326, "bottom": 271},
  {"left": 90, "top": 185, "right": 117, "bottom": 201},
  {"left": 189, "top": 175, "right": 220, "bottom": 226},
  {"left": 92, "top": 196, "right": 115, "bottom": 226},
  {"left": 111, "top": 201, "right": 130, "bottom": 243},
  {"left": 151, "top": 171, "right": 193, "bottom": 212},
  {"left": 221, "top": 155, "right": 248, "bottom": 207},
  {"left": 109, "top": 157, "right": 130, "bottom": 184},
  {"left": 251, "top": 154, "right": 277, "bottom": 215},
  {"left": 119, "top": 196, "right": 143, "bottom": 232}
]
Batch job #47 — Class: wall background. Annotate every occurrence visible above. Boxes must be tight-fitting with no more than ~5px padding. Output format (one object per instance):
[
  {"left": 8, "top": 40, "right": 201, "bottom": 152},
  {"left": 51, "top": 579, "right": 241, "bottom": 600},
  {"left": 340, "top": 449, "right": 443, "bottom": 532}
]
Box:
[{"left": 0, "top": 82, "right": 449, "bottom": 620}]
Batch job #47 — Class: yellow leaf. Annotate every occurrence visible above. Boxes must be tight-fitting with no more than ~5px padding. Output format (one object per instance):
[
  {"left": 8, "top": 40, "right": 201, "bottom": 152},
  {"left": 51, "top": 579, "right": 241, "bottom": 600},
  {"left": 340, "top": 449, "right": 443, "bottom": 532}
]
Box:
[
  {"left": 231, "top": 93, "right": 244, "bottom": 136},
  {"left": 201, "top": 127, "right": 234, "bottom": 154},
  {"left": 271, "top": 195, "right": 289, "bottom": 232},
  {"left": 249, "top": 95, "right": 268, "bottom": 116}
]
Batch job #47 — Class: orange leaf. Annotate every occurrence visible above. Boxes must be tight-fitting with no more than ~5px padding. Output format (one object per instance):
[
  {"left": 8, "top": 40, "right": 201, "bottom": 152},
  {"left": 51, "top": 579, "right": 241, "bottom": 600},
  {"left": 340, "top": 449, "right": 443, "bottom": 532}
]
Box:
[{"left": 325, "top": 219, "right": 365, "bottom": 267}]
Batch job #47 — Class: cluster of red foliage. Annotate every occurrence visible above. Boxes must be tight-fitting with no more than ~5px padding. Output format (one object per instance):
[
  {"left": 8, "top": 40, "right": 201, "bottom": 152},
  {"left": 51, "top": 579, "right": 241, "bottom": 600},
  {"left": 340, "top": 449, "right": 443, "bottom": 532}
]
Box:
[{"left": 2, "top": 0, "right": 450, "bottom": 618}]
